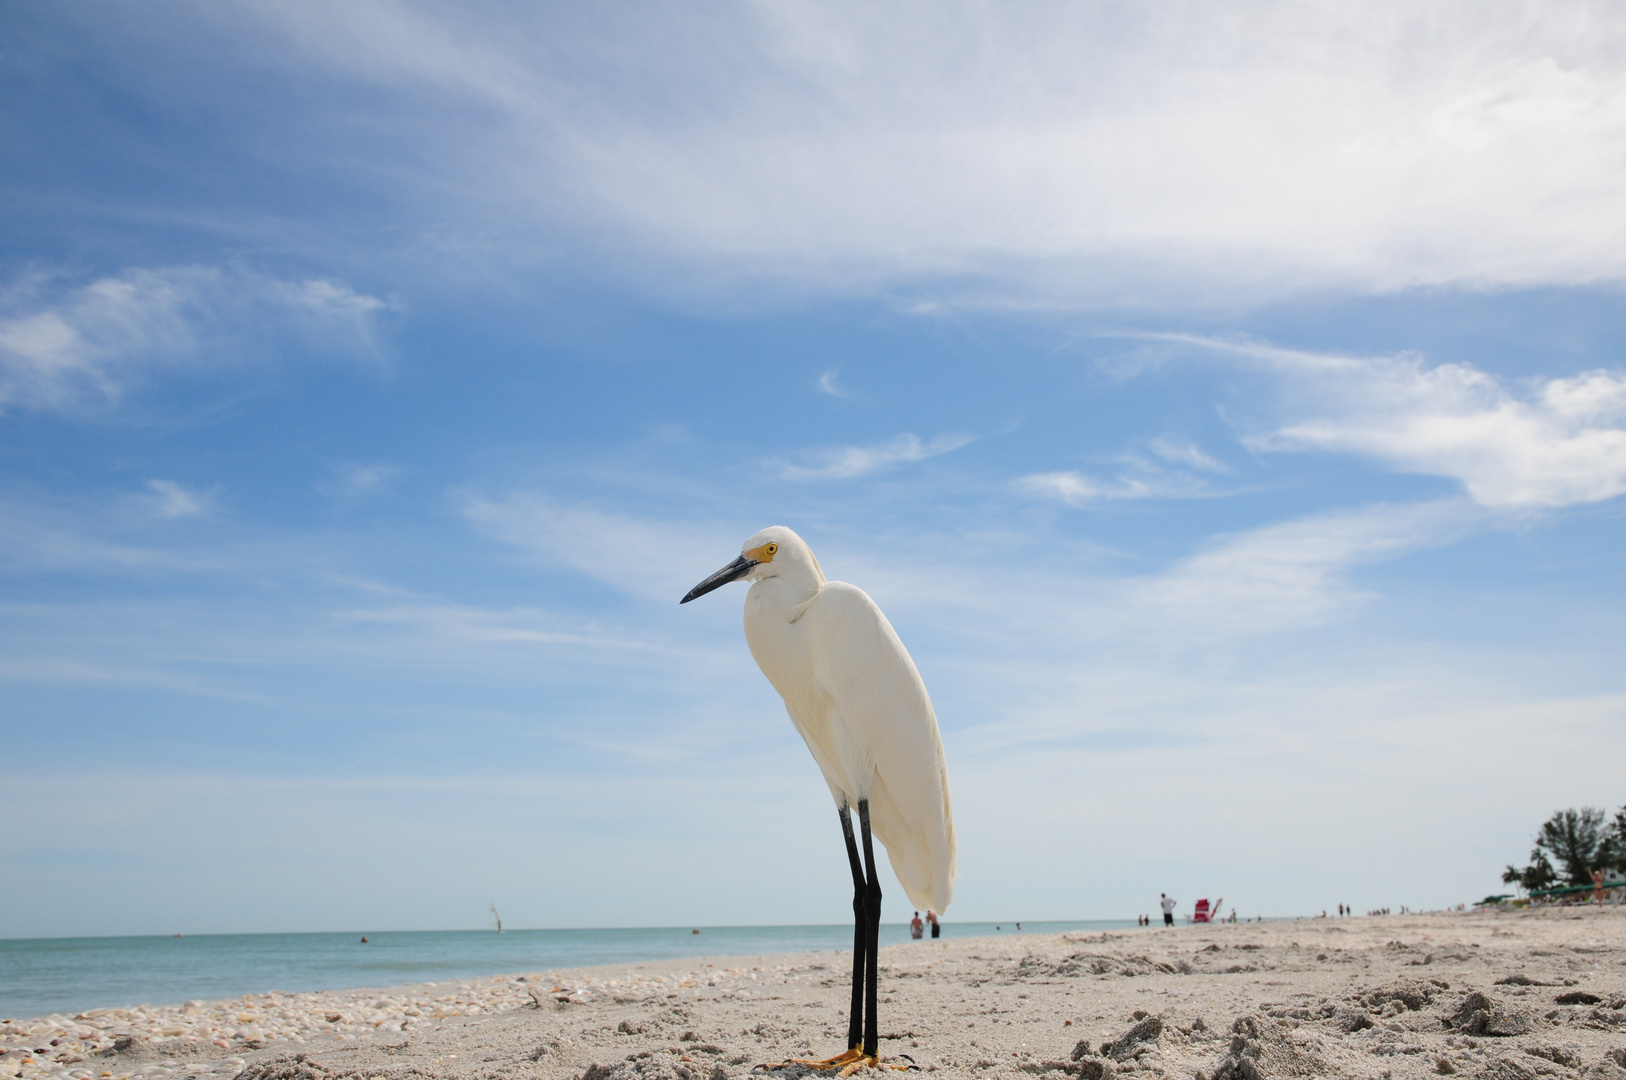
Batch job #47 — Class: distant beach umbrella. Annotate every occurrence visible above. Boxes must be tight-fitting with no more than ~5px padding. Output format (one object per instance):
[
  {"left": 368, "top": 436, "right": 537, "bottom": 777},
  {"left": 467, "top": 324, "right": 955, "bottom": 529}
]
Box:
[{"left": 683, "top": 526, "right": 956, "bottom": 1072}]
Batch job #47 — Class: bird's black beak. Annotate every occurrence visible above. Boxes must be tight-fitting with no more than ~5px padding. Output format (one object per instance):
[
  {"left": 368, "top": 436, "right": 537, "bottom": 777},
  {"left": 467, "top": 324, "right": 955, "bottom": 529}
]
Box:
[{"left": 681, "top": 554, "right": 757, "bottom": 604}]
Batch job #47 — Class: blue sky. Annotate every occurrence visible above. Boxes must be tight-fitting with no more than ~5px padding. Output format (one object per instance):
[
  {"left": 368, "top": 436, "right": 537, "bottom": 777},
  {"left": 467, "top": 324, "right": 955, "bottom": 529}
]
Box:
[{"left": 4, "top": 2, "right": 1626, "bottom": 938}]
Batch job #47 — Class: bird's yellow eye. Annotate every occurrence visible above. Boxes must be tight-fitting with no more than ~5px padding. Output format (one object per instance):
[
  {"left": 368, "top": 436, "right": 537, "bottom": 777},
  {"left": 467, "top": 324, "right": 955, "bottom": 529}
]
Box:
[{"left": 765, "top": 542, "right": 778, "bottom": 555}]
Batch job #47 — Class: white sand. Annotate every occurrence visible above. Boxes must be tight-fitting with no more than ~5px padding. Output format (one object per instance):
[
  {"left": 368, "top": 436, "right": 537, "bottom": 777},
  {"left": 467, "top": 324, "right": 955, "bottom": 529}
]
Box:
[{"left": 4, "top": 906, "right": 1623, "bottom": 1080}]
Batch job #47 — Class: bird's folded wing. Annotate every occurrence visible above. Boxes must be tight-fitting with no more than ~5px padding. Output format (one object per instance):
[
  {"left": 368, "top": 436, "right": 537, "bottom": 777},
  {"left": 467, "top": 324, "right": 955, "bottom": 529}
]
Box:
[{"left": 805, "top": 582, "right": 956, "bottom": 913}]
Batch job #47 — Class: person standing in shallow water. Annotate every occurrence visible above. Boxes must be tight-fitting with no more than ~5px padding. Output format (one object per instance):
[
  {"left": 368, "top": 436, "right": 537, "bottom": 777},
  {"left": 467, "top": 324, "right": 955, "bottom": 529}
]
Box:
[
  {"left": 910, "top": 912, "right": 924, "bottom": 939},
  {"left": 927, "top": 910, "right": 940, "bottom": 938},
  {"left": 1160, "top": 893, "right": 1177, "bottom": 927}
]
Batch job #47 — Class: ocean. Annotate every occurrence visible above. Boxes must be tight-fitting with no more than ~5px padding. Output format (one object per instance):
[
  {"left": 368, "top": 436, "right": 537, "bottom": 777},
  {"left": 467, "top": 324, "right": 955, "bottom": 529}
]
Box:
[{"left": 0, "top": 921, "right": 1136, "bottom": 1021}]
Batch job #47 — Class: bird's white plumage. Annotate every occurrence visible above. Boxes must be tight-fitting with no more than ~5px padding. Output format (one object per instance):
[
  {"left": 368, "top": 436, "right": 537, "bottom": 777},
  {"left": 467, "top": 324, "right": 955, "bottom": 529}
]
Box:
[{"left": 736, "top": 526, "right": 956, "bottom": 914}]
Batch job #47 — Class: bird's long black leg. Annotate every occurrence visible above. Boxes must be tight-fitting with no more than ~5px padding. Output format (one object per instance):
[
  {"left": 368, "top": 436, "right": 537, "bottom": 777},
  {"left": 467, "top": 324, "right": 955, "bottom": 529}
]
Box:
[
  {"left": 839, "top": 804, "right": 867, "bottom": 1053},
  {"left": 858, "top": 799, "right": 882, "bottom": 1060}
]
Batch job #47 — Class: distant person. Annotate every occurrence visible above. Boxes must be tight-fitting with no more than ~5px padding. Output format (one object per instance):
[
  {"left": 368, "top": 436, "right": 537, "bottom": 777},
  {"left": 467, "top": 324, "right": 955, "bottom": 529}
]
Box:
[
  {"left": 1160, "top": 893, "right": 1176, "bottom": 927},
  {"left": 927, "top": 910, "right": 940, "bottom": 938},
  {"left": 910, "top": 911, "right": 924, "bottom": 939},
  {"left": 1015, "top": 923, "right": 1021, "bottom": 931}
]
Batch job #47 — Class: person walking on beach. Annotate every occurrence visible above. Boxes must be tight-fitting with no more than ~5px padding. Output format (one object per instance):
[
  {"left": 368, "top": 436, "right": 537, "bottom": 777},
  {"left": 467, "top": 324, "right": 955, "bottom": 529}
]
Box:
[
  {"left": 1160, "top": 893, "right": 1176, "bottom": 927},
  {"left": 910, "top": 912, "right": 924, "bottom": 939},
  {"left": 927, "top": 910, "right": 940, "bottom": 938}
]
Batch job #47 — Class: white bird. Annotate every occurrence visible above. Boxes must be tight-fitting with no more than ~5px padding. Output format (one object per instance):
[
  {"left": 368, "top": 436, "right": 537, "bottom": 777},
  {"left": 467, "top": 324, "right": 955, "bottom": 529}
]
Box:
[{"left": 682, "top": 526, "right": 955, "bottom": 1073}]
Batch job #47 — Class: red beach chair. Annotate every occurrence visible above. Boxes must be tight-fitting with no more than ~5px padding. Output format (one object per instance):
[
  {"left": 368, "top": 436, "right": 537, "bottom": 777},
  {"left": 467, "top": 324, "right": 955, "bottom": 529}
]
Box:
[{"left": 1192, "top": 899, "right": 1211, "bottom": 923}]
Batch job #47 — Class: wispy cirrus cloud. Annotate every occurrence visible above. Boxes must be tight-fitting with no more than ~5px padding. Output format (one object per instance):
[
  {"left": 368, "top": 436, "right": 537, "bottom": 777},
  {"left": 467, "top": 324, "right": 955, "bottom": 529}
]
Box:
[
  {"left": 0, "top": 267, "right": 391, "bottom": 413},
  {"left": 0, "top": 495, "right": 200, "bottom": 573},
  {"left": 232, "top": 2, "right": 1626, "bottom": 306},
  {"left": 333, "top": 604, "right": 663, "bottom": 652},
  {"left": 462, "top": 491, "right": 733, "bottom": 602},
  {"left": 1015, "top": 471, "right": 1158, "bottom": 504},
  {"left": 779, "top": 432, "right": 972, "bottom": 480},
  {"left": 1015, "top": 441, "right": 1224, "bottom": 505},
  {"left": 1148, "top": 438, "right": 1229, "bottom": 474},
  {"left": 143, "top": 480, "right": 207, "bottom": 519},
  {"left": 318, "top": 463, "right": 398, "bottom": 501},
  {"left": 0, "top": 656, "right": 267, "bottom": 702},
  {"left": 1156, "top": 334, "right": 1626, "bottom": 509},
  {"left": 1132, "top": 499, "right": 1481, "bottom": 634}
]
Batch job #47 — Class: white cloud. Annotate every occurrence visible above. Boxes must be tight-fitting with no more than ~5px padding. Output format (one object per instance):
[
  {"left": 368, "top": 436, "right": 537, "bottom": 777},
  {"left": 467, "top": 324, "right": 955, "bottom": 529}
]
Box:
[
  {"left": 918, "top": 497, "right": 1476, "bottom": 639},
  {"left": 0, "top": 267, "right": 391, "bottom": 413},
  {"left": 462, "top": 491, "right": 736, "bottom": 602},
  {"left": 1019, "top": 470, "right": 1191, "bottom": 505},
  {"left": 1149, "top": 439, "right": 1229, "bottom": 474},
  {"left": 779, "top": 432, "right": 972, "bottom": 479},
  {"left": 332, "top": 604, "right": 661, "bottom": 652},
  {"left": 817, "top": 371, "right": 846, "bottom": 397},
  {"left": 1015, "top": 471, "right": 1105, "bottom": 504},
  {"left": 319, "top": 463, "right": 397, "bottom": 500},
  {"left": 145, "top": 480, "right": 206, "bottom": 519},
  {"left": 0, "top": 496, "right": 196, "bottom": 573},
  {"left": 1270, "top": 365, "right": 1626, "bottom": 509},
  {"left": 0, "top": 656, "right": 263, "bottom": 702},
  {"left": 342, "top": 464, "right": 392, "bottom": 492},
  {"left": 1014, "top": 457, "right": 1213, "bottom": 504},
  {"left": 244, "top": 1, "right": 1626, "bottom": 304},
  {"left": 1133, "top": 500, "right": 1480, "bottom": 634},
  {"left": 1161, "top": 335, "right": 1626, "bottom": 509},
  {"left": 0, "top": 271, "right": 200, "bottom": 411},
  {"left": 277, "top": 278, "right": 390, "bottom": 320}
]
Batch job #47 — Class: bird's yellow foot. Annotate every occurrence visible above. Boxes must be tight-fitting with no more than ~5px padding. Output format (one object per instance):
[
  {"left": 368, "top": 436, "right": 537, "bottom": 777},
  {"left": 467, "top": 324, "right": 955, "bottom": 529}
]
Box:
[
  {"left": 753, "top": 1050, "right": 915, "bottom": 1075},
  {"left": 753, "top": 1047, "right": 862, "bottom": 1072},
  {"left": 834, "top": 1055, "right": 914, "bottom": 1076},
  {"left": 796, "top": 1048, "right": 863, "bottom": 1070}
]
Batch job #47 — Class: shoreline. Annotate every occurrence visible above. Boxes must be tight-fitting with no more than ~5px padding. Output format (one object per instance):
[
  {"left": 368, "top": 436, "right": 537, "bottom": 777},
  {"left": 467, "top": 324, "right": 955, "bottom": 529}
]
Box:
[
  {"left": 0, "top": 921, "right": 1139, "bottom": 1022},
  {"left": 3, "top": 907, "right": 1623, "bottom": 1080}
]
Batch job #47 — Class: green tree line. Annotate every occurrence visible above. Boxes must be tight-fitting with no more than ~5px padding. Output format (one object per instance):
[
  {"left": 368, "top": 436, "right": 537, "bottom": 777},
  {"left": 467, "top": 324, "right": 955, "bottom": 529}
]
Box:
[{"left": 1502, "top": 804, "right": 1626, "bottom": 892}]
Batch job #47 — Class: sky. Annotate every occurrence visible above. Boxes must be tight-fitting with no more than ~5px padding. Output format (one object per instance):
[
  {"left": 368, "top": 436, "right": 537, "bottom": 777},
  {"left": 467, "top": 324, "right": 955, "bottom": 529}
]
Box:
[{"left": 3, "top": 1, "right": 1626, "bottom": 939}]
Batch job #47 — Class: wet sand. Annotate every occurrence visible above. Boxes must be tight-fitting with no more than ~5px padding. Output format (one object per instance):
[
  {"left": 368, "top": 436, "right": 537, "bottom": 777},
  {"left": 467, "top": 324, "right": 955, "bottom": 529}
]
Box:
[{"left": 4, "top": 906, "right": 1623, "bottom": 1080}]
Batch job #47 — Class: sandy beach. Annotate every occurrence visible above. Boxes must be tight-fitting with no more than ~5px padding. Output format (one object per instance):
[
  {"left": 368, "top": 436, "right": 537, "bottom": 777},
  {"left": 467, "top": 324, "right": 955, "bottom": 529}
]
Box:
[{"left": 4, "top": 907, "right": 1623, "bottom": 1080}]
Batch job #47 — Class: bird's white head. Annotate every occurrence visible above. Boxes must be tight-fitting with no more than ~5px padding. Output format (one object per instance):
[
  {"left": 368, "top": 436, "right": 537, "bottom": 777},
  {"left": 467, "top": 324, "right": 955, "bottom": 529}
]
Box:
[{"left": 680, "top": 525, "right": 825, "bottom": 604}]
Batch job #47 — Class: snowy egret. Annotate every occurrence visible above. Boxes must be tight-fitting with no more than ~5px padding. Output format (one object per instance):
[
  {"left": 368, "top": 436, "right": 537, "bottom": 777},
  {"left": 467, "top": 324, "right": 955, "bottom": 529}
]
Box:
[{"left": 682, "top": 526, "right": 955, "bottom": 1073}]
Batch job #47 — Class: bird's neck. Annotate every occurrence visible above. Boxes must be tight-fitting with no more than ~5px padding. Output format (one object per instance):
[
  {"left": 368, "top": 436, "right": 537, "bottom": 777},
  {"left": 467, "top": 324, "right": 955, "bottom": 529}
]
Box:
[{"left": 751, "top": 565, "right": 823, "bottom": 615}]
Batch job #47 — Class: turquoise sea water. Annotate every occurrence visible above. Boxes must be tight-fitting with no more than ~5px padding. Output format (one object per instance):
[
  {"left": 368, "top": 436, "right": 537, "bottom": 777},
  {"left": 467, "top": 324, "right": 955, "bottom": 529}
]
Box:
[{"left": 1, "top": 921, "right": 1136, "bottom": 1020}]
